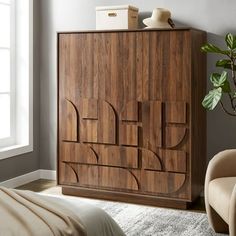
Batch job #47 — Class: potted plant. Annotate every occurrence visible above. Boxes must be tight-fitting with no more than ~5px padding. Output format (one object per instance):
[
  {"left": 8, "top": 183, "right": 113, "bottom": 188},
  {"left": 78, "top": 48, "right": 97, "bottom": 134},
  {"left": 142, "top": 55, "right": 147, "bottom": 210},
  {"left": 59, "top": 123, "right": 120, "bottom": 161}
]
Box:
[
  {"left": 201, "top": 33, "right": 236, "bottom": 116},
  {"left": 201, "top": 33, "right": 236, "bottom": 236}
]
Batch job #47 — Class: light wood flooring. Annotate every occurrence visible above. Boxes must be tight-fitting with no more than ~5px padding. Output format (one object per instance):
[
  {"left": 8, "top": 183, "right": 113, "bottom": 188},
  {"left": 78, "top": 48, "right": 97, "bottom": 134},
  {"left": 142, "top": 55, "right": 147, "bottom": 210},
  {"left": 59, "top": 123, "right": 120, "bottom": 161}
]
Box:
[{"left": 17, "top": 179, "right": 57, "bottom": 192}]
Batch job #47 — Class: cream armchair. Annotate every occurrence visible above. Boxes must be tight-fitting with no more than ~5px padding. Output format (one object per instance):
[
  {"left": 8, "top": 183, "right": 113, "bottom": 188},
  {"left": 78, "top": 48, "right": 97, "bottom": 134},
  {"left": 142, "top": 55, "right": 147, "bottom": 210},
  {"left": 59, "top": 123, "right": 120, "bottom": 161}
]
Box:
[{"left": 205, "top": 149, "right": 236, "bottom": 236}]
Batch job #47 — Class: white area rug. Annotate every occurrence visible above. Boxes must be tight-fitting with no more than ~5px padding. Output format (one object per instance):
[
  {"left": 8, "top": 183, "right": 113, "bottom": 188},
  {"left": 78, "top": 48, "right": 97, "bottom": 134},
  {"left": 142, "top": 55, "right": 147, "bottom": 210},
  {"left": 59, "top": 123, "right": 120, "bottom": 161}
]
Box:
[
  {"left": 42, "top": 188, "right": 228, "bottom": 236},
  {"left": 93, "top": 200, "right": 227, "bottom": 236}
]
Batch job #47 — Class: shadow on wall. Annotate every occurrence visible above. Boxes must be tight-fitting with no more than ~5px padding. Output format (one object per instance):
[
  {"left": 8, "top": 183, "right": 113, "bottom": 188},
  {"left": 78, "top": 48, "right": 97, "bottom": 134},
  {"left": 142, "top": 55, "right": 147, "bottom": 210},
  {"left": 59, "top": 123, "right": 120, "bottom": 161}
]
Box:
[
  {"left": 39, "top": 0, "right": 57, "bottom": 170},
  {"left": 138, "top": 12, "right": 150, "bottom": 28}
]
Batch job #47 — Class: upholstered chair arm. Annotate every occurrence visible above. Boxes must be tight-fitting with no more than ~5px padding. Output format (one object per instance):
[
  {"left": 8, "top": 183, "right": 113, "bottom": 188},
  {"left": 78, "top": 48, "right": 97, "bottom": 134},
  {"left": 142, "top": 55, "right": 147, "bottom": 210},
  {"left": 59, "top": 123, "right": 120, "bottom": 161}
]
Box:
[{"left": 205, "top": 149, "right": 236, "bottom": 182}]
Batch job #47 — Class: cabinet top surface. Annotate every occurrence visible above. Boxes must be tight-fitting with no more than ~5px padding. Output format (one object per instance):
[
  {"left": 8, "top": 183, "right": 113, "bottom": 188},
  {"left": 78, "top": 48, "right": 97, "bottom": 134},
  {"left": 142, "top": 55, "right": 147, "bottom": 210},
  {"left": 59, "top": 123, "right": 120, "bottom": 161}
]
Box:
[{"left": 57, "top": 27, "right": 205, "bottom": 35}]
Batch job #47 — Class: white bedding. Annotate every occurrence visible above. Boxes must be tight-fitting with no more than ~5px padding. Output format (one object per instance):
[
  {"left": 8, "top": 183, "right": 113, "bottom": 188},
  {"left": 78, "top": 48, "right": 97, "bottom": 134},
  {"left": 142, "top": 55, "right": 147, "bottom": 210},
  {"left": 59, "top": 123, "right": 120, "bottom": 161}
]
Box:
[{"left": 39, "top": 194, "right": 125, "bottom": 236}]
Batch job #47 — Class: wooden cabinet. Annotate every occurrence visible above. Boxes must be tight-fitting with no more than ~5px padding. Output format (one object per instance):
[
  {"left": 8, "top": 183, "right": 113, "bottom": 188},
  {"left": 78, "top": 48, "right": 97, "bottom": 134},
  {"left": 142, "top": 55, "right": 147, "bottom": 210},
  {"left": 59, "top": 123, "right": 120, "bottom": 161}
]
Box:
[{"left": 57, "top": 28, "right": 206, "bottom": 209}]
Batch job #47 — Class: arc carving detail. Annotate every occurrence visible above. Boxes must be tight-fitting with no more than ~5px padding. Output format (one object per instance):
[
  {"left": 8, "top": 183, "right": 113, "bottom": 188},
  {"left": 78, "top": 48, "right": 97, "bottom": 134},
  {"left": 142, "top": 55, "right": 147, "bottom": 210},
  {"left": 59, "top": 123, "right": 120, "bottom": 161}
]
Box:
[
  {"left": 61, "top": 99, "right": 78, "bottom": 142},
  {"left": 64, "top": 164, "right": 139, "bottom": 191},
  {"left": 60, "top": 98, "right": 188, "bottom": 194}
]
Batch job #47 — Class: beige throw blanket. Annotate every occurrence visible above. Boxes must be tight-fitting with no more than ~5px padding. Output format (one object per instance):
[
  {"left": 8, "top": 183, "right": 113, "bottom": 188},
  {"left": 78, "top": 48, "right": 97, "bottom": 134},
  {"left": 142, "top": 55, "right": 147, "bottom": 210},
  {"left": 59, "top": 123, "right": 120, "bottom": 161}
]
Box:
[{"left": 0, "top": 187, "right": 86, "bottom": 236}]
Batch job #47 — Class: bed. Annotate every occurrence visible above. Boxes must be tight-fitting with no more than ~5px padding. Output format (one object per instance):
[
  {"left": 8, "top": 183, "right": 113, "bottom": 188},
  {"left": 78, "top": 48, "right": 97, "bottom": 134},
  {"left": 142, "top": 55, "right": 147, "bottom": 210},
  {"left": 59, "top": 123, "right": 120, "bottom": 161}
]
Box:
[
  {"left": 40, "top": 194, "right": 125, "bottom": 236},
  {"left": 0, "top": 187, "right": 125, "bottom": 236}
]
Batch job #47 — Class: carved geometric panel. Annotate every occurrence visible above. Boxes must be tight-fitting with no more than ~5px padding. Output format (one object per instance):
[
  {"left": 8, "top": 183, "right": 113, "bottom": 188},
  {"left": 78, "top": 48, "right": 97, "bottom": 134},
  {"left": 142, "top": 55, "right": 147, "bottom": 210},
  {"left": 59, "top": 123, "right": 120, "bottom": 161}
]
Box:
[
  {"left": 81, "top": 120, "right": 98, "bottom": 143},
  {"left": 139, "top": 170, "right": 186, "bottom": 194},
  {"left": 162, "top": 150, "right": 187, "bottom": 173},
  {"left": 120, "top": 124, "right": 138, "bottom": 146},
  {"left": 62, "top": 163, "right": 79, "bottom": 184},
  {"left": 80, "top": 100, "right": 116, "bottom": 144},
  {"left": 98, "top": 166, "right": 139, "bottom": 190},
  {"left": 60, "top": 97, "right": 189, "bottom": 195},
  {"left": 142, "top": 149, "right": 162, "bottom": 171},
  {"left": 63, "top": 159, "right": 188, "bottom": 194},
  {"left": 60, "top": 98, "right": 190, "bottom": 195},
  {"left": 97, "top": 101, "right": 116, "bottom": 144},
  {"left": 142, "top": 101, "right": 162, "bottom": 149},
  {"left": 92, "top": 145, "right": 138, "bottom": 168},
  {"left": 75, "top": 164, "right": 99, "bottom": 186},
  {"left": 165, "top": 127, "right": 187, "bottom": 148},
  {"left": 61, "top": 99, "right": 78, "bottom": 142},
  {"left": 61, "top": 142, "right": 97, "bottom": 164},
  {"left": 75, "top": 165, "right": 139, "bottom": 191}
]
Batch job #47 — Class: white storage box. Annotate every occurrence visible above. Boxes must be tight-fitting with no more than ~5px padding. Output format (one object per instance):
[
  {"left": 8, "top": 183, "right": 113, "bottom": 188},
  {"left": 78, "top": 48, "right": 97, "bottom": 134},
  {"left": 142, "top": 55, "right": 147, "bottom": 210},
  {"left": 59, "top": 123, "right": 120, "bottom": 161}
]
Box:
[{"left": 96, "top": 5, "right": 139, "bottom": 30}]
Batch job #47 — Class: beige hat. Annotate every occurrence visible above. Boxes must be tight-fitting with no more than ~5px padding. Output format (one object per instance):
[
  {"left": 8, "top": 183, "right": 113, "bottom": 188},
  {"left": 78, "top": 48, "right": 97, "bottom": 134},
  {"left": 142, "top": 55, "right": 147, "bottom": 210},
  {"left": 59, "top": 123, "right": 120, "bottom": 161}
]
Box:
[{"left": 143, "top": 8, "right": 173, "bottom": 28}]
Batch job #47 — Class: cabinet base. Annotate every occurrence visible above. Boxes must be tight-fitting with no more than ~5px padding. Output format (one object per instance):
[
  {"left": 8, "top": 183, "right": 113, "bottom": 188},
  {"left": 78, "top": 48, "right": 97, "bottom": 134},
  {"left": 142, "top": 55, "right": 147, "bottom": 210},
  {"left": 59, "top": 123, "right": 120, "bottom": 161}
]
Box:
[{"left": 62, "top": 186, "right": 191, "bottom": 210}]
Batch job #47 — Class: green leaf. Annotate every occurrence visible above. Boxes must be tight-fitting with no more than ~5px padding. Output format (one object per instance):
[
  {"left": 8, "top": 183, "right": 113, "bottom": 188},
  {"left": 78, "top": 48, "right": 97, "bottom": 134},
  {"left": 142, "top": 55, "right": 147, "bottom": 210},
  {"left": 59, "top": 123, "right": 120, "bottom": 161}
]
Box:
[
  {"left": 210, "top": 71, "right": 227, "bottom": 86},
  {"left": 225, "top": 33, "right": 236, "bottom": 50},
  {"left": 216, "top": 59, "right": 231, "bottom": 67},
  {"left": 222, "top": 80, "right": 231, "bottom": 93},
  {"left": 201, "top": 43, "right": 229, "bottom": 55},
  {"left": 216, "top": 59, "right": 236, "bottom": 70},
  {"left": 209, "top": 71, "right": 231, "bottom": 93},
  {"left": 210, "top": 73, "right": 221, "bottom": 87},
  {"left": 202, "top": 88, "right": 222, "bottom": 110},
  {"left": 219, "top": 71, "right": 228, "bottom": 85}
]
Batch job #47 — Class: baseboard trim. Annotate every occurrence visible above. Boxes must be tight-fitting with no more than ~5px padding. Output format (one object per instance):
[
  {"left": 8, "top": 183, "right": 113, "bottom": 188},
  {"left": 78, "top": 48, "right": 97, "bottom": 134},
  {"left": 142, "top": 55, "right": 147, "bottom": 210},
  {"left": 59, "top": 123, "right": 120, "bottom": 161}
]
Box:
[
  {"left": 0, "top": 169, "right": 56, "bottom": 188},
  {"left": 39, "top": 169, "right": 57, "bottom": 180}
]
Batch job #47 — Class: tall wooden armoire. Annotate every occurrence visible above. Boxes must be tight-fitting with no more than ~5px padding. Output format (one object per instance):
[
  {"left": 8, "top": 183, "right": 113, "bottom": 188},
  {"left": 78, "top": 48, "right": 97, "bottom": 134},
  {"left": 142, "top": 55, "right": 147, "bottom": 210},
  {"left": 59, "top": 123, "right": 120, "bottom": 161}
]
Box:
[{"left": 57, "top": 28, "right": 206, "bottom": 209}]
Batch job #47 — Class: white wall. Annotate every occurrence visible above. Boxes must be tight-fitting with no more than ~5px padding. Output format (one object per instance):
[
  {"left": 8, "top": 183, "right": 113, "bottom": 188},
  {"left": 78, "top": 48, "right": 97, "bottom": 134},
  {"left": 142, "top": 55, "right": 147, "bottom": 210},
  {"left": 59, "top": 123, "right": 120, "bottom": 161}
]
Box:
[{"left": 39, "top": 0, "right": 236, "bottom": 169}]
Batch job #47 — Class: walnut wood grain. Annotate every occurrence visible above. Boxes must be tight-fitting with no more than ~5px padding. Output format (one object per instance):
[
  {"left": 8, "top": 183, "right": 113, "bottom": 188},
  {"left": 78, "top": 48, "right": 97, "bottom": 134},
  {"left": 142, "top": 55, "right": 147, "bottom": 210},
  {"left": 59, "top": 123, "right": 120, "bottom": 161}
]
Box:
[
  {"left": 163, "top": 149, "right": 187, "bottom": 173},
  {"left": 62, "top": 186, "right": 189, "bottom": 209},
  {"left": 65, "top": 164, "right": 139, "bottom": 191},
  {"left": 190, "top": 30, "right": 207, "bottom": 201},
  {"left": 61, "top": 142, "right": 98, "bottom": 164},
  {"left": 61, "top": 100, "right": 78, "bottom": 142},
  {"left": 142, "top": 101, "right": 162, "bottom": 149},
  {"left": 80, "top": 99, "right": 98, "bottom": 119},
  {"left": 92, "top": 145, "right": 138, "bottom": 168},
  {"left": 141, "top": 149, "right": 162, "bottom": 171},
  {"left": 80, "top": 100, "right": 116, "bottom": 144},
  {"left": 121, "top": 101, "right": 139, "bottom": 121},
  {"left": 165, "top": 102, "right": 187, "bottom": 124},
  {"left": 165, "top": 126, "right": 187, "bottom": 148},
  {"left": 120, "top": 124, "right": 138, "bottom": 146},
  {"left": 136, "top": 170, "right": 186, "bottom": 194},
  {"left": 58, "top": 29, "right": 206, "bottom": 207}
]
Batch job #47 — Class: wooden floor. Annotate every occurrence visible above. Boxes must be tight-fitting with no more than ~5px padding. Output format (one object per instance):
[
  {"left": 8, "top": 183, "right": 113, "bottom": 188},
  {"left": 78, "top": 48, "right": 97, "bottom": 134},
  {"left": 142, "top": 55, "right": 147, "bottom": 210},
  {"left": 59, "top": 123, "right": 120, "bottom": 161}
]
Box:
[
  {"left": 17, "top": 179, "right": 57, "bottom": 192},
  {"left": 17, "top": 179, "right": 205, "bottom": 212}
]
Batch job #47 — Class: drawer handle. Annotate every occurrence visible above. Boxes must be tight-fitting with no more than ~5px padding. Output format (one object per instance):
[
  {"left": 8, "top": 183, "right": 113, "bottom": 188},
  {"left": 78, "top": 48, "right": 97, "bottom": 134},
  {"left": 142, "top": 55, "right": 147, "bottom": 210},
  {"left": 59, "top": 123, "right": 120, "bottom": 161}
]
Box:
[
  {"left": 108, "top": 13, "right": 117, "bottom": 17},
  {"left": 131, "top": 15, "right": 137, "bottom": 19}
]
